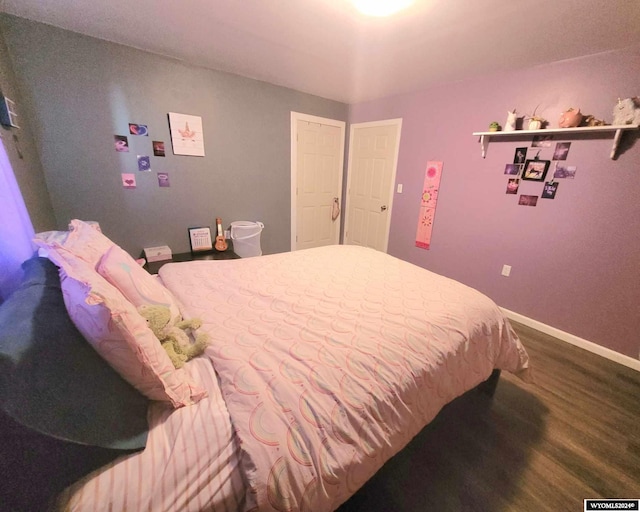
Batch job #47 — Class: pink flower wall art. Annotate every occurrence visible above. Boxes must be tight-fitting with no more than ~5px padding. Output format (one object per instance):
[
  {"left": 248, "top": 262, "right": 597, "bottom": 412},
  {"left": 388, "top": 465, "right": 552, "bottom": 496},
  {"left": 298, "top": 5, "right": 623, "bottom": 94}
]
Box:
[{"left": 415, "top": 161, "right": 443, "bottom": 250}]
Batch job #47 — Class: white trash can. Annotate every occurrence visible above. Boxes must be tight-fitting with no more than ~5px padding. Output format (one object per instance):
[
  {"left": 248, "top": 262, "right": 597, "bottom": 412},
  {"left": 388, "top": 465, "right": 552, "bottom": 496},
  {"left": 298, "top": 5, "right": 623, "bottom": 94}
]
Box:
[{"left": 230, "top": 221, "right": 264, "bottom": 258}]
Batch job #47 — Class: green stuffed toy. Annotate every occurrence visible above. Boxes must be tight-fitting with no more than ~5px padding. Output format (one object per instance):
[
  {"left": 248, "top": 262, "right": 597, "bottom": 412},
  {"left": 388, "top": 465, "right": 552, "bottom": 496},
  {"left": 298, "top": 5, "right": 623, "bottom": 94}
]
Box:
[{"left": 138, "top": 304, "right": 209, "bottom": 369}]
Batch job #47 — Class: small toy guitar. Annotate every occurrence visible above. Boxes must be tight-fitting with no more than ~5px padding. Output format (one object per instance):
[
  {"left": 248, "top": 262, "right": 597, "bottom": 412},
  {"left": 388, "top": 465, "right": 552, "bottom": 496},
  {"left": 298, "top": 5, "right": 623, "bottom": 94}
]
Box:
[{"left": 214, "top": 217, "right": 228, "bottom": 251}]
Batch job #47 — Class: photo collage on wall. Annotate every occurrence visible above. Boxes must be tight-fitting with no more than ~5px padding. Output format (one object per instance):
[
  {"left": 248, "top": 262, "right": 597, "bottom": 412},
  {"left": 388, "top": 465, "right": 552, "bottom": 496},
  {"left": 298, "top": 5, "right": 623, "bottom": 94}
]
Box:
[
  {"left": 112, "top": 113, "right": 204, "bottom": 190},
  {"left": 114, "top": 123, "right": 168, "bottom": 189},
  {"left": 502, "top": 135, "right": 578, "bottom": 206}
]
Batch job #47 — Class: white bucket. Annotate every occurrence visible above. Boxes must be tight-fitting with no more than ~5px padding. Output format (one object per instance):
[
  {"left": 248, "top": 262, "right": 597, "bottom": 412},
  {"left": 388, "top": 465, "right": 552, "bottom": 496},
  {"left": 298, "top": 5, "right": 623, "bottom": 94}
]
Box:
[{"left": 230, "top": 221, "right": 264, "bottom": 258}]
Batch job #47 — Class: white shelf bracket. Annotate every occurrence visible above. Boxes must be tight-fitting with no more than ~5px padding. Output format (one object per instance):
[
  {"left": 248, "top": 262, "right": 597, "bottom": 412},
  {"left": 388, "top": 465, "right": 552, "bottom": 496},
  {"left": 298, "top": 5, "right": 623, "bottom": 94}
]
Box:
[
  {"left": 480, "top": 134, "right": 488, "bottom": 158},
  {"left": 610, "top": 129, "right": 623, "bottom": 159}
]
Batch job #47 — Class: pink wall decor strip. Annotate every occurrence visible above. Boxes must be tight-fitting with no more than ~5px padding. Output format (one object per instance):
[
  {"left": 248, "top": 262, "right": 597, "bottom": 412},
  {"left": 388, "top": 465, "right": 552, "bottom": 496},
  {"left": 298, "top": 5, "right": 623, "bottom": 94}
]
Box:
[{"left": 415, "top": 161, "right": 443, "bottom": 250}]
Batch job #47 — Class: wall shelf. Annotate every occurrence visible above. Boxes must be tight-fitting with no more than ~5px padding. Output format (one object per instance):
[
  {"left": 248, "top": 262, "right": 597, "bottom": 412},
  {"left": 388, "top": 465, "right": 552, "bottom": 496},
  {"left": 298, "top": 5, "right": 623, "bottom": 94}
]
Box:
[{"left": 472, "top": 125, "right": 639, "bottom": 159}]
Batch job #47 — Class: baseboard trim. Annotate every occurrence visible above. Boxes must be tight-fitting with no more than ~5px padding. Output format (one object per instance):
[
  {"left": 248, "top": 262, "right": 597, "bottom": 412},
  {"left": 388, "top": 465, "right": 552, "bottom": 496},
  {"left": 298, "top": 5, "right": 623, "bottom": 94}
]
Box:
[{"left": 501, "top": 307, "right": 640, "bottom": 373}]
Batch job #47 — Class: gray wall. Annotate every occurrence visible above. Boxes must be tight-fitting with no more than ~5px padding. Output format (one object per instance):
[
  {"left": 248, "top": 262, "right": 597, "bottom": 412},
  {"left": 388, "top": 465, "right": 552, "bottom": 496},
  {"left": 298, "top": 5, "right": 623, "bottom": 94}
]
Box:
[
  {"left": 1, "top": 15, "right": 348, "bottom": 256},
  {"left": 0, "top": 22, "right": 55, "bottom": 233}
]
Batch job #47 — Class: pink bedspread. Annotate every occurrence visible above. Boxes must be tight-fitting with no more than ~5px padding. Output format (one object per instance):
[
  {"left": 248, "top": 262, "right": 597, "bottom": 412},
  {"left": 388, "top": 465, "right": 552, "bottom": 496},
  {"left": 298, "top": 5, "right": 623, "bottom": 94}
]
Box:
[{"left": 159, "top": 245, "right": 530, "bottom": 512}]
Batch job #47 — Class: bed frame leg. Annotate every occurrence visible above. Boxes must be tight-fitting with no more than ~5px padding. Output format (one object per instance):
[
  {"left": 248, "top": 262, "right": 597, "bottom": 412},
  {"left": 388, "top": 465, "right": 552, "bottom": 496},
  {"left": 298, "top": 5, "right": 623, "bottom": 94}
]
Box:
[{"left": 477, "top": 369, "right": 501, "bottom": 397}]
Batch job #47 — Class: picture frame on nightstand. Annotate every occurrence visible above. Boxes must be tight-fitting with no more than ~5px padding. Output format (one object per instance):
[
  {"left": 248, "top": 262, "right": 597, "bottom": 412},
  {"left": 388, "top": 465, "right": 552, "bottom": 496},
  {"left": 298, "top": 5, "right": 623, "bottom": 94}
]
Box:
[{"left": 188, "top": 226, "right": 213, "bottom": 252}]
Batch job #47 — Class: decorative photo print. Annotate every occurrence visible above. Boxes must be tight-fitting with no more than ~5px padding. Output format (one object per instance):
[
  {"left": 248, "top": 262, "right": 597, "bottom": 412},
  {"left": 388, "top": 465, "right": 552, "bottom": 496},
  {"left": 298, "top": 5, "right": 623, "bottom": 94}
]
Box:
[
  {"left": 114, "top": 135, "right": 129, "bottom": 152},
  {"left": 553, "top": 142, "right": 571, "bottom": 161},
  {"left": 168, "top": 112, "right": 205, "bottom": 157},
  {"left": 531, "top": 135, "right": 553, "bottom": 148},
  {"left": 129, "top": 123, "right": 148, "bottom": 136},
  {"left": 506, "top": 178, "right": 520, "bottom": 194},
  {"left": 121, "top": 173, "right": 136, "bottom": 189},
  {"left": 504, "top": 164, "right": 521, "bottom": 175},
  {"left": 542, "top": 181, "right": 559, "bottom": 199},
  {"left": 153, "top": 140, "right": 166, "bottom": 157},
  {"left": 553, "top": 164, "right": 577, "bottom": 179},
  {"left": 513, "top": 147, "right": 527, "bottom": 165},
  {"left": 137, "top": 155, "right": 151, "bottom": 172},
  {"left": 518, "top": 194, "right": 538, "bottom": 207},
  {"left": 522, "top": 159, "right": 550, "bottom": 181},
  {"left": 157, "top": 172, "right": 170, "bottom": 187}
]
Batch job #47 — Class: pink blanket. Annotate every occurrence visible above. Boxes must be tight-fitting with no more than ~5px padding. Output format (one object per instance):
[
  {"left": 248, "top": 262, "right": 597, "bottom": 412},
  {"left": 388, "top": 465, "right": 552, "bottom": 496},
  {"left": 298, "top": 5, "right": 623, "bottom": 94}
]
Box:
[{"left": 160, "top": 245, "right": 530, "bottom": 512}]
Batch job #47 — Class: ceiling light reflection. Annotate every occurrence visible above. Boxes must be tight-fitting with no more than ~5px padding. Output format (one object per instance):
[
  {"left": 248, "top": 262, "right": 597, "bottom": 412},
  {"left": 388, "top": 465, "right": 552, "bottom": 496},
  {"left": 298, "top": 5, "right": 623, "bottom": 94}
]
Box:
[{"left": 351, "top": 0, "right": 415, "bottom": 17}]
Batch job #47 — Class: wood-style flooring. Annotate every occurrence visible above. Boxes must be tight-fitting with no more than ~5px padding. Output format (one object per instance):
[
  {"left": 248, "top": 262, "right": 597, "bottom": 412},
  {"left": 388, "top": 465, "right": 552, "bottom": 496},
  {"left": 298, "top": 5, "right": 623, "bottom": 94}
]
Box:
[{"left": 338, "top": 321, "right": 640, "bottom": 511}]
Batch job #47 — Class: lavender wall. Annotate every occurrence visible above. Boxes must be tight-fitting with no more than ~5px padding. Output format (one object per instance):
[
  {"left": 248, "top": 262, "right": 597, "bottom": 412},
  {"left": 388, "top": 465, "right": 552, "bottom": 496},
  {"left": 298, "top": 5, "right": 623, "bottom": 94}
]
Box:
[{"left": 350, "top": 47, "right": 640, "bottom": 359}]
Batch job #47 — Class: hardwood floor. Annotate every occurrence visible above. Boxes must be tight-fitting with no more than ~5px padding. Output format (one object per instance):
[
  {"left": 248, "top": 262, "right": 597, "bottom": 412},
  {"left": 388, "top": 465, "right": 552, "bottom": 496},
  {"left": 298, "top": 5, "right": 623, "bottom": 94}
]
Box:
[{"left": 338, "top": 321, "right": 640, "bottom": 512}]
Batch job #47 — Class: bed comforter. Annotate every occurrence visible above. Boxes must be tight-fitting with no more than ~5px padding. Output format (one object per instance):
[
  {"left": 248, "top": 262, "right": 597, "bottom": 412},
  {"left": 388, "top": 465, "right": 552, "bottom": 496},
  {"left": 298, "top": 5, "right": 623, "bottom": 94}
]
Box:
[{"left": 157, "top": 245, "right": 530, "bottom": 512}]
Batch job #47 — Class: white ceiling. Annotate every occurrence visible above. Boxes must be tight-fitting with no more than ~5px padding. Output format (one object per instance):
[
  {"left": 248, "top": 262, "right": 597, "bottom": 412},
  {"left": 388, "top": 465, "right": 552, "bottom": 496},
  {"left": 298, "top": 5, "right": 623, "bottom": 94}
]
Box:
[{"left": 2, "top": 0, "right": 640, "bottom": 104}]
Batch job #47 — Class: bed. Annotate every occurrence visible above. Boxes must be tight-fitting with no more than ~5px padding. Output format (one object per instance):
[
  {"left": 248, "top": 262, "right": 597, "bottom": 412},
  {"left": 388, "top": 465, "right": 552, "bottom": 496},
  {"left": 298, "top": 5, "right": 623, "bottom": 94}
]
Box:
[{"left": 0, "top": 220, "right": 530, "bottom": 512}]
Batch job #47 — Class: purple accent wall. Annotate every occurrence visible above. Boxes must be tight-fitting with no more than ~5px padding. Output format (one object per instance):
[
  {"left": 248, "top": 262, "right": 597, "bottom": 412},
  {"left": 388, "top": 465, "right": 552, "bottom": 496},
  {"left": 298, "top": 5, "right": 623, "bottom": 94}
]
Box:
[{"left": 349, "top": 46, "right": 640, "bottom": 359}]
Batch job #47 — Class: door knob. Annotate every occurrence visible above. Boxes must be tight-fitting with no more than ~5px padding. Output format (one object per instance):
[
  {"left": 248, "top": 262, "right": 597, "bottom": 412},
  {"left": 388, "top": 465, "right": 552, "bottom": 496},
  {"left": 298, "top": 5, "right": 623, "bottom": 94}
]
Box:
[
  {"left": 332, "top": 197, "right": 340, "bottom": 221},
  {"left": 381, "top": 205, "right": 388, "bottom": 212}
]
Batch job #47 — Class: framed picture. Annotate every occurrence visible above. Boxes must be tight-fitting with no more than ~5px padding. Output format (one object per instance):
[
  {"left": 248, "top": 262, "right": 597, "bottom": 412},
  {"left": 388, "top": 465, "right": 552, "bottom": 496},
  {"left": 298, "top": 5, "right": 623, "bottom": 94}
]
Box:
[
  {"left": 188, "top": 226, "right": 213, "bottom": 252},
  {"left": 522, "top": 159, "right": 550, "bottom": 181}
]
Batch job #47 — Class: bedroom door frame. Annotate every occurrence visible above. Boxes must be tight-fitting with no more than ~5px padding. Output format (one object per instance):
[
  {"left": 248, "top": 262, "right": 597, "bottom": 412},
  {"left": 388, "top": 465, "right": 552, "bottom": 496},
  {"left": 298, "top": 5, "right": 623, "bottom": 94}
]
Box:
[
  {"left": 343, "top": 118, "right": 402, "bottom": 253},
  {"left": 290, "top": 112, "right": 346, "bottom": 251}
]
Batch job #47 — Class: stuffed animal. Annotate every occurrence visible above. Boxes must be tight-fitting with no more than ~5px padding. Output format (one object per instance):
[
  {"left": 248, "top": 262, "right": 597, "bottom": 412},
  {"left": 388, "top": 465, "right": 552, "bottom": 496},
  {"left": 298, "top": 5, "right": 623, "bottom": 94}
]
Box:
[
  {"left": 612, "top": 97, "right": 640, "bottom": 126},
  {"left": 504, "top": 110, "right": 518, "bottom": 131},
  {"left": 138, "top": 304, "right": 209, "bottom": 368},
  {"left": 581, "top": 114, "right": 607, "bottom": 127}
]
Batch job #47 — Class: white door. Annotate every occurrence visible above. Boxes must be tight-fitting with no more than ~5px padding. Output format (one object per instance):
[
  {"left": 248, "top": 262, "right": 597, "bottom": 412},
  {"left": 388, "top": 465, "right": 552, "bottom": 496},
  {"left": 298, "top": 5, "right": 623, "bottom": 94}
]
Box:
[
  {"left": 291, "top": 113, "right": 345, "bottom": 251},
  {"left": 344, "top": 119, "right": 402, "bottom": 253}
]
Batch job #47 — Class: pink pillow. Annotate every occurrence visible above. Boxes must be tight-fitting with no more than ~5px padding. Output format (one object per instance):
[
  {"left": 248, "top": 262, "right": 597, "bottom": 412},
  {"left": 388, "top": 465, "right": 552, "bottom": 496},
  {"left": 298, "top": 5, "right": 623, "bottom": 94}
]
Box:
[
  {"left": 45, "top": 246, "right": 206, "bottom": 408},
  {"left": 97, "top": 245, "right": 182, "bottom": 321},
  {"left": 34, "top": 219, "right": 114, "bottom": 268}
]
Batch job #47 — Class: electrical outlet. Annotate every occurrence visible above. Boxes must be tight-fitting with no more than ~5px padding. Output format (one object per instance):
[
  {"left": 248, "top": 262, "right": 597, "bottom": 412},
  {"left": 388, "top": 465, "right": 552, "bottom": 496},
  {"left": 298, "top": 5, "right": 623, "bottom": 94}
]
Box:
[
  {"left": 501, "top": 264, "right": 512, "bottom": 277},
  {"left": 397, "top": 183, "right": 403, "bottom": 193},
  {"left": 224, "top": 229, "right": 230, "bottom": 239}
]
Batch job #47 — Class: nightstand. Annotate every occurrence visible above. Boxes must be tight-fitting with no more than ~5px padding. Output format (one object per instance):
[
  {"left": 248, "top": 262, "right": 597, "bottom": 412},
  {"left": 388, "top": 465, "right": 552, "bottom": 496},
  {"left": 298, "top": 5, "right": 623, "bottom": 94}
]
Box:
[{"left": 144, "top": 241, "right": 240, "bottom": 274}]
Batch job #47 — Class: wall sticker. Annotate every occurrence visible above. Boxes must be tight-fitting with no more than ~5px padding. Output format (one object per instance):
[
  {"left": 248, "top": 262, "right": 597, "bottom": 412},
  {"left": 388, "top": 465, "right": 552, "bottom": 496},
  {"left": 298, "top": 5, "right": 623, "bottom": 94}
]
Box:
[
  {"left": 129, "top": 123, "right": 148, "bottom": 136},
  {"left": 121, "top": 173, "right": 136, "bottom": 189},
  {"left": 114, "top": 134, "right": 129, "bottom": 152},
  {"left": 137, "top": 155, "right": 151, "bottom": 172},
  {"left": 157, "top": 172, "right": 170, "bottom": 187},
  {"left": 153, "top": 140, "right": 166, "bottom": 157},
  {"left": 541, "top": 181, "right": 558, "bottom": 199}
]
